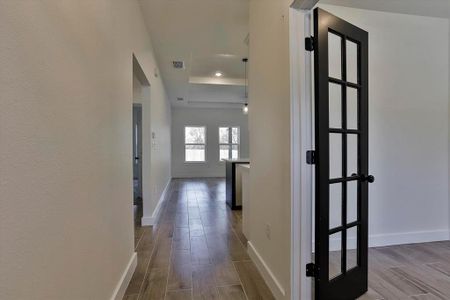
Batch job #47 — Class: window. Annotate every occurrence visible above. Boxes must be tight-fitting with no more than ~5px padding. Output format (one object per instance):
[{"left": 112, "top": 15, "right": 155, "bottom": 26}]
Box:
[
  {"left": 219, "top": 127, "right": 240, "bottom": 160},
  {"left": 185, "top": 126, "right": 206, "bottom": 162}
]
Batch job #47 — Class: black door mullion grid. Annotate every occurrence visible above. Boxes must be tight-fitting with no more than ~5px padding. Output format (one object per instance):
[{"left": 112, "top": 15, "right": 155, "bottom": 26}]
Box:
[
  {"left": 329, "top": 77, "right": 361, "bottom": 89},
  {"left": 314, "top": 7, "right": 369, "bottom": 300},
  {"left": 339, "top": 30, "right": 348, "bottom": 278}
]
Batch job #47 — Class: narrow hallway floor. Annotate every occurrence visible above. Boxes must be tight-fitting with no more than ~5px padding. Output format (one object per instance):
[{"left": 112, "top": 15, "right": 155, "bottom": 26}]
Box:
[{"left": 123, "top": 178, "right": 274, "bottom": 300}]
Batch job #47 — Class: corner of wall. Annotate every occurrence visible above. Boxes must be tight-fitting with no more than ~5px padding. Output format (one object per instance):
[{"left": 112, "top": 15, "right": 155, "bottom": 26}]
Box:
[
  {"left": 247, "top": 241, "right": 286, "bottom": 299},
  {"left": 448, "top": 19, "right": 450, "bottom": 237},
  {"left": 141, "top": 178, "right": 171, "bottom": 226},
  {"left": 110, "top": 252, "right": 137, "bottom": 300}
]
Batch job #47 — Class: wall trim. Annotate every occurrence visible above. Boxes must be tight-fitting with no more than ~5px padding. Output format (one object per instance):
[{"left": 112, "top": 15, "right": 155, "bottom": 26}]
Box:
[
  {"left": 141, "top": 179, "right": 171, "bottom": 226},
  {"left": 110, "top": 252, "right": 137, "bottom": 300},
  {"left": 289, "top": 5, "right": 314, "bottom": 300},
  {"left": 323, "top": 229, "right": 450, "bottom": 252},
  {"left": 369, "top": 229, "right": 450, "bottom": 248},
  {"left": 247, "top": 241, "right": 286, "bottom": 299},
  {"left": 172, "top": 175, "right": 226, "bottom": 179}
]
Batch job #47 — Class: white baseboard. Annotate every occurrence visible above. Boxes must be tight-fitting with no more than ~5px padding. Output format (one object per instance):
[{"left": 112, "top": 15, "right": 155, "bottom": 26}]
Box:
[
  {"left": 141, "top": 179, "right": 171, "bottom": 226},
  {"left": 110, "top": 252, "right": 137, "bottom": 300},
  {"left": 324, "top": 229, "right": 450, "bottom": 252},
  {"left": 247, "top": 241, "right": 286, "bottom": 300},
  {"left": 172, "top": 175, "right": 225, "bottom": 179},
  {"left": 369, "top": 229, "right": 450, "bottom": 248}
]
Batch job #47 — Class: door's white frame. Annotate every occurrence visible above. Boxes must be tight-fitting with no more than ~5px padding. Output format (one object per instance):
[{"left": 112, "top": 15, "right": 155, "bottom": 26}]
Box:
[{"left": 290, "top": 1, "right": 317, "bottom": 299}]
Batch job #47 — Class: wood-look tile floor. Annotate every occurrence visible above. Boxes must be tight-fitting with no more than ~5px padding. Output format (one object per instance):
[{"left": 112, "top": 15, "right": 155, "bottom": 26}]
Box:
[
  {"left": 125, "top": 178, "right": 450, "bottom": 300},
  {"left": 123, "top": 178, "right": 274, "bottom": 300},
  {"left": 358, "top": 241, "right": 450, "bottom": 299}
]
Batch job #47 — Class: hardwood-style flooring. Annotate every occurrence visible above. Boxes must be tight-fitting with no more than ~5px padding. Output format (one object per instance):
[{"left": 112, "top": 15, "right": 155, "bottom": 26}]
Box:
[
  {"left": 359, "top": 241, "right": 450, "bottom": 299},
  {"left": 123, "top": 178, "right": 274, "bottom": 300},
  {"left": 125, "top": 178, "right": 450, "bottom": 300}
]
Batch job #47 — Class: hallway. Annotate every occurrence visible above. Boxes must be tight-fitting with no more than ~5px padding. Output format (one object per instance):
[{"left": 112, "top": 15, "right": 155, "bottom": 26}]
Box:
[{"left": 123, "top": 178, "right": 274, "bottom": 300}]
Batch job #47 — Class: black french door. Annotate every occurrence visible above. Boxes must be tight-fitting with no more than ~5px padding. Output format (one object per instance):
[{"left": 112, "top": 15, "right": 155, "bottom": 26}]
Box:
[{"left": 313, "top": 8, "right": 373, "bottom": 300}]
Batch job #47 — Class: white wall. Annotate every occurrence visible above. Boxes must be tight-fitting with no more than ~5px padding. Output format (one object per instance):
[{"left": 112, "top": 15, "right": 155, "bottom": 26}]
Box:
[
  {"left": 133, "top": 72, "right": 171, "bottom": 224},
  {"left": 0, "top": 1, "right": 171, "bottom": 299},
  {"left": 247, "top": 0, "right": 292, "bottom": 299},
  {"left": 319, "top": 4, "right": 450, "bottom": 245},
  {"left": 171, "top": 107, "right": 249, "bottom": 178}
]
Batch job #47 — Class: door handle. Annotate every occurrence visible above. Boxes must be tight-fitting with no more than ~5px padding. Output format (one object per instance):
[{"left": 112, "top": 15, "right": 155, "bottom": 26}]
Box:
[{"left": 362, "top": 174, "right": 375, "bottom": 183}]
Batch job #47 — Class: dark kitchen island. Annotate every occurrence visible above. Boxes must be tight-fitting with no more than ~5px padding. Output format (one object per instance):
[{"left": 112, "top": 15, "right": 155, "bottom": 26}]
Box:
[{"left": 223, "top": 158, "right": 250, "bottom": 210}]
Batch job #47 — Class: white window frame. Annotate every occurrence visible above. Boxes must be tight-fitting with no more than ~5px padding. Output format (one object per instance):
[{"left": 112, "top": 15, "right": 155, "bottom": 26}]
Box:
[
  {"left": 184, "top": 126, "right": 207, "bottom": 163},
  {"left": 219, "top": 126, "right": 240, "bottom": 161}
]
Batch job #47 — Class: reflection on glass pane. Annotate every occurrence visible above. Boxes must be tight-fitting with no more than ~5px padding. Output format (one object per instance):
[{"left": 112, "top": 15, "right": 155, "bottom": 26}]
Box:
[
  {"left": 232, "top": 145, "right": 239, "bottom": 159},
  {"left": 220, "top": 145, "right": 230, "bottom": 160},
  {"left": 329, "top": 32, "right": 342, "bottom": 79},
  {"left": 329, "top": 83, "right": 342, "bottom": 129},
  {"left": 329, "top": 232, "right": 342, "bottom": 280},
  {"left": 347, "top": 226, "right": 358, "bottom": 271},
  {"left": 185, "top": 127, "right": 206, "bottom": 144},
  {"left": 347, "top": 181, "right": 358, "bottom": 223},
  {"left": 219, "top": 127, "right": 229, "bottom": 144},
  {"left": 329, "top": 184, "right": 342, "bottom": 230},
  {"left": 185, "top": 145, "right": 205, "bottom": 162},
  {"left": 347, "top": 134, "right": 358, "bottom": 177},
  {"left": 347, "top": 88, "right": 358, "bottom": 129},
  {"left": 232, "top": 127, "right": 240, "bottom": 144},
  {"left": 346, "top": 40, "right": 358, "bottom": 84},
  {"left": 330, "top": 134, "right": 342, "bottom": 179}
]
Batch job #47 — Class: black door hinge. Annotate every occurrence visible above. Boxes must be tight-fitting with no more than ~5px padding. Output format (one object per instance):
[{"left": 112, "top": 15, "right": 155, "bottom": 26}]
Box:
[
  {"left": 306, "top": 263, "right": 316, "bottom": 277},
  {"left": 305, "top": 37, "right": 314, "bottom": 51},
  {"left": 306, "top": 150, "right": 316, "bottom": 165}
]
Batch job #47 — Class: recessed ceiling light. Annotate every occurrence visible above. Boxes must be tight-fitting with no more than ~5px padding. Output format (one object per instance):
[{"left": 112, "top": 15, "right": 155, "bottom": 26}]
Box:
[{"left": 215, "top": 72, "right": 223, "bottom": 77}]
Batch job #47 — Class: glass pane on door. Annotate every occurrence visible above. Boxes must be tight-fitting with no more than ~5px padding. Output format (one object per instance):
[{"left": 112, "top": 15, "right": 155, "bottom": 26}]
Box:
[
  {"left": 329, "top": 183, "right": 342, "bottom": 229},
  {"left": 346, "top": 226, "right": 358, "bottom": 271},
  {"left": 329, "top": 232, "right": 342, "bottom": 280},
  {"left": 347, "top": 87, "right": 358, "bottom": 130},
  {"left": 347, "top": 134, "right": 358, "bottom": 177},
  {"left": 329, "top": 134, "right": 342, "bottom": 179},
  {"left": 347, "top": 180, "right": 358, "bottom": 223},
  {"left": 346, "top": 40, "right": 358, "bottom": 84},
  {"left": 328, "top": 32, "right": 342, "bottom": 79},
  {"left": 329, "top": 83, "right": 342, "bottom": 128}
]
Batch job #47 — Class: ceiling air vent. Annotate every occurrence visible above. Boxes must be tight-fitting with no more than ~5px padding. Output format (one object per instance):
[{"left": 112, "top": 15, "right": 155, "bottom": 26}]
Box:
[
  {"left": 172, "top": 61, "right": 185, "bottom": 69},
  {"left": 176, "top": 97, "right": 184, "bottom": 101}
]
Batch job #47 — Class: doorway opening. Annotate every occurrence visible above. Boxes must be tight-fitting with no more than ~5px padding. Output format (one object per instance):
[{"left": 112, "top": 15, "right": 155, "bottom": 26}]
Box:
[
  {"left": 133, "top": 104, "right": 143, "bottom": 205},
  {"left": 132, "top": 55, "right": 151, "bottom": 230},
  {"left": 291, "top": 1, "right": 450, "bottom": 299}
]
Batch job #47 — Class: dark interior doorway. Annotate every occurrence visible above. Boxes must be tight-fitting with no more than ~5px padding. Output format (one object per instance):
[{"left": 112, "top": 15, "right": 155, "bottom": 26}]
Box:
[{"left": 133, "top": 103, "right": 143, "bottom": 206}]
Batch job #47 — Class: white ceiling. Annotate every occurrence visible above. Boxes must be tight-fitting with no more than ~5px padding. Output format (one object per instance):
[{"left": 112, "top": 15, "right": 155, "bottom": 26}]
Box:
[
  {"left": 319, "top": 0, "right": 450, "bottom": 19},
  {"left": 139, "top": 0, "right": 249, "bottom": 108}
]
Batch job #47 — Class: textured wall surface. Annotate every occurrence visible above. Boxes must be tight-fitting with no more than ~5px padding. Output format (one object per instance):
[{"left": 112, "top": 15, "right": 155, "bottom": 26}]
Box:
[
  {"left": 0, "top": 1, "right": 171, "bottom": 299},
  {"left": 248, "top": 0, "right": 292, "bottom": 298}
]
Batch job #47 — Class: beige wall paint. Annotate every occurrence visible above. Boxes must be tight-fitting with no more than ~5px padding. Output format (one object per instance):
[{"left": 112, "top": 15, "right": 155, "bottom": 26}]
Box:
[
  {"left": 0, "top": 1, "right": 171, "bottom": 299},
  {"left": 248, "top": 0, "right": 292, "bottom": 298}
]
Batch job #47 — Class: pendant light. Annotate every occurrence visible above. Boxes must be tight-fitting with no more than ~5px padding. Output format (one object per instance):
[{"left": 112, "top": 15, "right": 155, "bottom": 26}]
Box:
[{"left": 243, "top": 103, "right": 248, "bottom": 115}]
